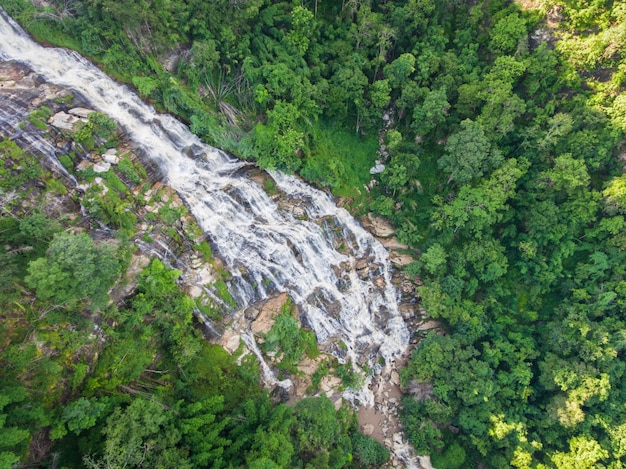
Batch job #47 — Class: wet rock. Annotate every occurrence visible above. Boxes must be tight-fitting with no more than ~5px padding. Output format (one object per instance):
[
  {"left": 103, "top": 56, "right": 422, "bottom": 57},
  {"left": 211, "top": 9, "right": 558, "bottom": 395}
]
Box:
[
  {"left": 102, "top": 148, "right": 119, "bottom": 164},
  {"left": 399, "top": 304, "right": 417, "bottom": 320},
  {"left": 184, "top": 265, "right": 214, "bottom": 298},
  {"left": 320, "top": 375, "right": 342, "bottom": 393},
  {"left": 418, "top": 320, "right": 440, "bottom": 331},
  {"left": 68, "top": 107, "right": 94, "bottom": 119},
  {"left": 245, "top": 305, "right": 261, "bottom": 321},
  {"left": 363, "top": 213, "right": 396, "bottom": 238},
  {"left": 102, "top": 153, "right": 119, "bottom": 165},
  {"left": 292, "top": 205, "right": 306, "bottom": 219},
  {"left": 355, "top": 258, "right": 369, "bottom": 271},
  {"left": 400, "top": 279, "right": 416, "bottom": 295},
  {"left": 76, "top": 160, "right": 92, "bottom": 172},
  {"left": 48, "top": 111, "right": 82, "bottom": 131},
  {"left": 220, "top": 329, "right": 243, "bottom": 354},
  {"left": 373, "top": 276, "right": 386, "bottom": 289},
  {"left": 93, "top": 161, "right": 111, "bottom": 173},
  {"left": 379, "top": 237, "right": 408, "bottom": 250}
]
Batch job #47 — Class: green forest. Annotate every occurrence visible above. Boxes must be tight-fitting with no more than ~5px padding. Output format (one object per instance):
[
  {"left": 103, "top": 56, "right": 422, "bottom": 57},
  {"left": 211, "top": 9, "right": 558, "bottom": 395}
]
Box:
[{"left": 1, "top": 0, "right": 626, "bottom": 467}]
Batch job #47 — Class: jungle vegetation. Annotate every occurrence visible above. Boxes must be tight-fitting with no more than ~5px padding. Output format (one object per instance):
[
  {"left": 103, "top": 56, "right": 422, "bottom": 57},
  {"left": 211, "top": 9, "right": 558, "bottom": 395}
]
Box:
[{"left": 2, "top": 0, "right": 626, "bottom": 467}]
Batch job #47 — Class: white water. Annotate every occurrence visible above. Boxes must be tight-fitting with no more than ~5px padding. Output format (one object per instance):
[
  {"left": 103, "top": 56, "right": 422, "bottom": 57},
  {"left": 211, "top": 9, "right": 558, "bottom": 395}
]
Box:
[{"left": 0, "top": 9, "right": 409, "bottom": 382}]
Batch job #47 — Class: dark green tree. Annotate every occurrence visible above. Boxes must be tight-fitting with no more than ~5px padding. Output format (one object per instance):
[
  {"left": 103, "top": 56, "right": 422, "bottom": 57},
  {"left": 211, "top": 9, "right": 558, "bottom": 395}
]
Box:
[{"left": 25, "top": 231, "right": 120, "bottom": 309}]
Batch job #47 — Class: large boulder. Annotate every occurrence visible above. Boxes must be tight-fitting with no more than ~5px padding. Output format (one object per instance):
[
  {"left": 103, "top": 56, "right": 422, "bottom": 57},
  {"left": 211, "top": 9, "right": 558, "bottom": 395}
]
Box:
[{"left": 48, "top": 111, "right": 83, "bottom": 131}]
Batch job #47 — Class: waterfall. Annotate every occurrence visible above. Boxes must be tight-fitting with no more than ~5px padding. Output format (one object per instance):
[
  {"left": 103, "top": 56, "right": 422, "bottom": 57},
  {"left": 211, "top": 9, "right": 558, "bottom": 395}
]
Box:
[{"left": 0, "top": 8, "right": 409, "bottom": 383}]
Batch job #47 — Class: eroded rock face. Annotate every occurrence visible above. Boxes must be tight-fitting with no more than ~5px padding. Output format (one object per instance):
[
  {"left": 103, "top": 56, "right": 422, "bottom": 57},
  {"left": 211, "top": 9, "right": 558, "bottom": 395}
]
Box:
[{"left": 251, "top": 293, "right": 289, "bottom": 336}]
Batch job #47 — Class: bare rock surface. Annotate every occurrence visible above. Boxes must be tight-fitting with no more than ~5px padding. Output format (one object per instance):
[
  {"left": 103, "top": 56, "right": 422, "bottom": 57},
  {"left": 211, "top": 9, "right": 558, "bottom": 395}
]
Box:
[
  {"left": 49, "top": 111, "right": 83, "bottom": 131},
  {"left": 251, "top": 293, "right": 289, "bottom": 336},
  {"left": 362, "top": 213, "right": 397, "bottom": 238},
  {"left": 68, "top": 107, "right": 94, "bottom": 118}
]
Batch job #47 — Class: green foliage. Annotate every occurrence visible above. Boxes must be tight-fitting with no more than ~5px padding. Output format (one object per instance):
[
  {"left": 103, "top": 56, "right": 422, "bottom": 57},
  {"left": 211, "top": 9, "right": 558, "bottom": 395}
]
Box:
[
  {"left": 0, "top": 138, "right": 41, "bottom": 191},
  {"left": 291, "top": 396, "right": 352, "bottom": 467},
  {"left": 61, "top": 397, "right": 107, "bottom": 436},
  {"left": 438, "top": 119, "right": 503, "bottom": 185},
  {"left": 213, "top": 280, "right": 236, "bottom": 308},
  {"left": 83, "top": 398, "right": 190, "bottom": 469},
  {"left": 82, "top": 183, "right": 138, "bottom": 231},
  {"left": 75, "top": 112, "right": 117, "bottom": 150},
  {"left": 7, "top": 0, "right": 626, "bottom": 466},
  {"left": 262, "top": 298, "right": 318, "bottom": 371},
  {"left": 351, "top": 432, "right": 390, "bottom": 466},
  {"left": 25, "top": 231, "right": 120, "bottom": 309},
  {"left": 116, "top": 155, "right": 142, "bottom": 184},
  {"left": 196, "top": 240, "right": 213, "bottom": 262}
]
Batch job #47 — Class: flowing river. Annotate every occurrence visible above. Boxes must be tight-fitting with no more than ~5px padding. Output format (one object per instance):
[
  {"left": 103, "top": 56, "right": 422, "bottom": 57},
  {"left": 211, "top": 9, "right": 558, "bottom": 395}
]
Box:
[{"left": 0, "top": 7, "right": 411, "bottom": 404}]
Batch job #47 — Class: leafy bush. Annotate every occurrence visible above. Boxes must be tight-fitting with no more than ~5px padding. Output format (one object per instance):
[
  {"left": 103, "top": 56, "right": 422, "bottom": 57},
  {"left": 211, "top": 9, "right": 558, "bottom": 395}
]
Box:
[
  {"left": 116, "top": 156, "right": 141, "bottom": 184},
  {"left": 351, "top": 432, "right": 390, "bottom": 466},
  {"left": 0, "top": 139, "right": 41, "bottom": 191}
]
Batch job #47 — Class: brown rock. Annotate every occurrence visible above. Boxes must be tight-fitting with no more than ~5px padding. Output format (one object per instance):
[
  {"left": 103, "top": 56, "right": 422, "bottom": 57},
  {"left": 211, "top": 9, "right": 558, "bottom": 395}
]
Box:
[
  {"left": 251, "top": 293, "right": 289, "bottom": 336},
  {"left": 390, "top": 252, "right": 414, "bottom": 266},
  {"left": 373, "top": 276, "right": 386, "bottom": 289},
  {"left": 362, "top": 424, "right": 375, "bottom": 436},
  {"left": 365, "top": 213, "right": 396, "bottom": 238}
]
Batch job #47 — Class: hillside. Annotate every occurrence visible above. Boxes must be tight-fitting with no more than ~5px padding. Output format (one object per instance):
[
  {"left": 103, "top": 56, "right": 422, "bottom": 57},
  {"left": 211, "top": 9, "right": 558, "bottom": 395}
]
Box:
[{"left": 2, "top": 0, "right": 626, "bottom": 467}]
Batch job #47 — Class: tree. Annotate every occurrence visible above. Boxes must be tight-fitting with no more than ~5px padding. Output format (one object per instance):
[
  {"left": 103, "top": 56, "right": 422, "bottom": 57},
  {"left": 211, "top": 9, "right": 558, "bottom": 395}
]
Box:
[
  {"left": 411, "top": 86, "right": 450, "bottom": 136},
  {"left": 0, "top": 389, "right": 31, "bottom": 467},
  {"left": 550, "top": 436, "right": 609, "bottom": 469},
  {"left": 292, "top": 396, "right": 351, "bottom": 466},
  {"left": 438, "top": 119, "right": 503, "bottom": 185},
  {"left": 84, "top": 398, "right": 190, "bottom": 469},
  {"left": 254, "top": 100, "right": 307, "bottom": 172},
  {"left": 384, "top": 53, "right": 416, "bottom": 89},
  {"left": 489, "top": 13, "right": 527, "bottom": 55},
  {"left": 178, "top": 396, "right": 230, "bottom": 467},
  {"left": 432, "top": 158, "right": 526, "bottom": 236},
  {"left": 288, "top": 6, "right": 315, "bottom": 55},
  {"left": 420, "top": 243, "right": 447, "bottom": 276},
  {"left": 26, "top": 232, "right": 120, "bottom": 309}
]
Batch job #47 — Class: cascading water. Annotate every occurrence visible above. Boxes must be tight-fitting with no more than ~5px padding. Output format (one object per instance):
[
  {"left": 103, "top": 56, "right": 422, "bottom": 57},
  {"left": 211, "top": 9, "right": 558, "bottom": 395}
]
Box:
[
  {"left": 0, "top": 92, "right": 77, "bottom": 184},
  {"left": 0, "top": 8, "right": 410, "bottom": 392}
]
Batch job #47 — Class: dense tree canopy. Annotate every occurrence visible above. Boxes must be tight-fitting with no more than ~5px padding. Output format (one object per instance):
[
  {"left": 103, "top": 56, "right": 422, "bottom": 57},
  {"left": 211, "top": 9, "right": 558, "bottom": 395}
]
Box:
[{"left": 2, "top": 0, "right": 626, "bottom": 467}]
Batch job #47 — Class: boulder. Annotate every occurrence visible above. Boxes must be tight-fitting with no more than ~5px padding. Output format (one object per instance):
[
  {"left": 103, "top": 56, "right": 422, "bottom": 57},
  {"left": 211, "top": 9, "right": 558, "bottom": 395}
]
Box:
[
  {"left": 364, "top": 213, "right": 396, "bottom": 238},
  {"left": 369, "top": 161, "right": 385, "bottom": 174},
  {"left": 68, "top": 107, "right": 95, "bottom": 119},
  {"left": 292, "top": 205, "right": 307, "bottom": 219},
  {"left": 48, "top": 111, "right": 82, "bottom": 131},
  {"left": 76, "top": 160, "right": 92, "bottom": 172},
  {"left": 390, "top": 252, "right": 414, "bottom": 266},
  {"left": 93, "top": 161, "right": 111, "bottom": 173},
  {"left": 102, "top": 153, "right": 119, "bottom": 165},
  {"left": 373, "top": 276, "right": 386, "bottom": 289}
]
